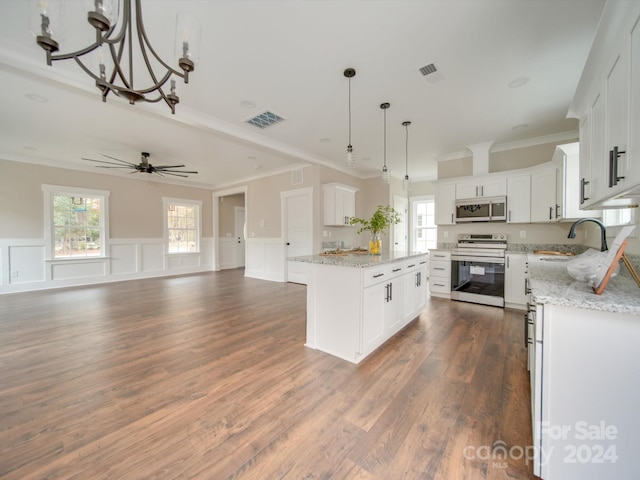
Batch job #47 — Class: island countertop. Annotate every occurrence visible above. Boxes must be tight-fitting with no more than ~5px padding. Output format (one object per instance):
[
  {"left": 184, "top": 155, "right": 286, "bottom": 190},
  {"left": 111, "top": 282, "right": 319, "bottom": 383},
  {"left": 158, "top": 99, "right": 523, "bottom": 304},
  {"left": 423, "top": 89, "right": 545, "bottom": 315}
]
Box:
[
  {"left": 288, "top": 251, "right": 428, "bottom": 268},
  {"left": 527, "top": 254, "right": 640, "bottom": 315}
]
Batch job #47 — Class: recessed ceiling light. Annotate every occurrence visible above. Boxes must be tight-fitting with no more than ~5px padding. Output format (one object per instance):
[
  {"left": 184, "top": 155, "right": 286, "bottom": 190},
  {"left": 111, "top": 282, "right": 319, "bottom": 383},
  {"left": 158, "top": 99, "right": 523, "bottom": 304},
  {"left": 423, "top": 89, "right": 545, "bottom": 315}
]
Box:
[
  {"left": 508, "top": 77, "right": 530, "bottom": 88},
  {"left": 25, "top": 93, "right": 49, "bottom": 103},
  {"left": 240, "top": 100, "right": 256, "bottom": 108},
  {"left": 320, "top": 138, "right": 331, "bottom": 143},
  {"left": 512, "top": 124, "right": 529, "bottom": 130}
]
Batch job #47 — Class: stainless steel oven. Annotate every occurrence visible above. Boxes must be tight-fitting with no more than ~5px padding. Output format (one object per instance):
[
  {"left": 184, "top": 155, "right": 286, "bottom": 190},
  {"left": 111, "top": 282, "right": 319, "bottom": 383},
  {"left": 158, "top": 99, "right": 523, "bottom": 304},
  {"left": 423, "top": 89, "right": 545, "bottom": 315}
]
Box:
[{"left": 450, "top": 233, "right": 507, "bottom": 307}]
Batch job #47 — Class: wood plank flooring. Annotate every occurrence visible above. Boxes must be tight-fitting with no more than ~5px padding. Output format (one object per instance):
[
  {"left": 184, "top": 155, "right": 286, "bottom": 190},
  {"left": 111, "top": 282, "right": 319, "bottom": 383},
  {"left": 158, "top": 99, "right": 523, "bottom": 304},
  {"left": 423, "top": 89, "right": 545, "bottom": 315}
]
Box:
[{"left": 0, "top": 269, "right": 536, "bottom": 479}]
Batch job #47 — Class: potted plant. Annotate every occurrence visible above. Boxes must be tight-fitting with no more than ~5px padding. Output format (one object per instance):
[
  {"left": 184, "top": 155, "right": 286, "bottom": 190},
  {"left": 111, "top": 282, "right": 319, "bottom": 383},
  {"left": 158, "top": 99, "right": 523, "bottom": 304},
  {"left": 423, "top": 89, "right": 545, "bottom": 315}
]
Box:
[{"left": 349, "top": 205, "right": 401, "bottom": 255}]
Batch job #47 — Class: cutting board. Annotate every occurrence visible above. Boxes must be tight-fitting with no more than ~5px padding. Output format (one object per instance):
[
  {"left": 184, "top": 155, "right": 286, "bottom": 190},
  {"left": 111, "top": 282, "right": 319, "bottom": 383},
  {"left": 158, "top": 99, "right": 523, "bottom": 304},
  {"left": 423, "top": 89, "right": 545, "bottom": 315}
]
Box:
[{"left": 533, "top": 250, "right": 575, "bottom": 256}]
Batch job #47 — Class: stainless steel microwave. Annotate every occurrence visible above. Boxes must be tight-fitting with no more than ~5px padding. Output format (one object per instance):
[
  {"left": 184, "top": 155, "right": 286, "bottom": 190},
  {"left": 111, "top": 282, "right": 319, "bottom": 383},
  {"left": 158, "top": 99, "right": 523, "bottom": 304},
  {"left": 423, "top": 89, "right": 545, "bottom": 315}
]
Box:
[{"left": 455, "top": 196, "right": 507, "bottom": 222}]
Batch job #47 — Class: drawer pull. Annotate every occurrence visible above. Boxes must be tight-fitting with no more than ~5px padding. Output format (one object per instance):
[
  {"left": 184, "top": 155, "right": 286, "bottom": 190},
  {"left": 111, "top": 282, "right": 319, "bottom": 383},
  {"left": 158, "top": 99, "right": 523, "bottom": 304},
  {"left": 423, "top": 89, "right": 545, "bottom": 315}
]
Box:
[
  {"left": 392, "top": 268, "right": 402, "bottom": 272},
  {"left": 407, "top": 264, "right": 416, "bottom": 268},
  {"left": 373, "top": 273, "right": 384, "bottom": 278}
]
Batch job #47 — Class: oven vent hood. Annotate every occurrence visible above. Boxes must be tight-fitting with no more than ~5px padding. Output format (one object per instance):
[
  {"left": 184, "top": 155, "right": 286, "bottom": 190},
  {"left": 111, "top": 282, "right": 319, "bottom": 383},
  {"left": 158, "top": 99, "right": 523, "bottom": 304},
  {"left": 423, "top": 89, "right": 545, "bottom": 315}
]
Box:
[{"left": 467, "top": 141, "right": 494, "bottom": 176}]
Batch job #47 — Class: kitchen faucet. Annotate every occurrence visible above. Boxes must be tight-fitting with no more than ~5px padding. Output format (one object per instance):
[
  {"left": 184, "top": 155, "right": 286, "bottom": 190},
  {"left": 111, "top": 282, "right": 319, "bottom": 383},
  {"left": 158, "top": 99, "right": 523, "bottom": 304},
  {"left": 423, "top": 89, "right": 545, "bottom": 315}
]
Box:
[{"left": 567, "top": 218, "right": 608, "bottom": 252}]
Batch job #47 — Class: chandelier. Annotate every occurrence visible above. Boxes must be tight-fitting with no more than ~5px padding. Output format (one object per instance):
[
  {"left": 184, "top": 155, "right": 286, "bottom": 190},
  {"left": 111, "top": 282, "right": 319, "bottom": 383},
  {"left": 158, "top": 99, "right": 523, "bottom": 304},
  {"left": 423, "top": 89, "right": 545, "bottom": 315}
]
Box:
[{"left": 31, "top": 0, "right": 200, "bottom": 114}]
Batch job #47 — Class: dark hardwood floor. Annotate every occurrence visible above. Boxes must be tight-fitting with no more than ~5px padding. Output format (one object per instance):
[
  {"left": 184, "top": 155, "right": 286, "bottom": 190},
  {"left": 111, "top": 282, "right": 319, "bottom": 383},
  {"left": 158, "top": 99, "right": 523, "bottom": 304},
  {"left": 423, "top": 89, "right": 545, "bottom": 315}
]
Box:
[{"left": 0, "top": 269, "right": 535, "bottom": 479}]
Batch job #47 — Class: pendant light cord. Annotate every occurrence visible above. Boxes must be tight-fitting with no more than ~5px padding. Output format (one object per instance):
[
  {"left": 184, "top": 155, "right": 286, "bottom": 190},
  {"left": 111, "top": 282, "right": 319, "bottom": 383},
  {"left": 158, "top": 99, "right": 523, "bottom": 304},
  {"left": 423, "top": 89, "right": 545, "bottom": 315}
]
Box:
[
  {"left": 405, "top": 123, "right": 409, "bottom": 176},
  {"left": 348, "top": 77, "right": 352, "bottom": 146},
  {"left": 383, "top": 107, "right": 387, "bottom": 168}
]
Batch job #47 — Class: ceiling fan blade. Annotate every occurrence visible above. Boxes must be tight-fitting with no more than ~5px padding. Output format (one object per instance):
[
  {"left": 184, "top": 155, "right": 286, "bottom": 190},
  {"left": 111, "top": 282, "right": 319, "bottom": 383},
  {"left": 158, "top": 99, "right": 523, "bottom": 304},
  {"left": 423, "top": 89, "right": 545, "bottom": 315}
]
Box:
[
  {"left": 159, "top": 169, "right": 199, "bottom": 174},
  {"left": 99, "top": 153, "right": 138, "bottom": 166},
  {"left": 83, "top": 157, "right": 135, "bottom": 167},
  {"left": 153, "top": 164, "right": 186, "bottom": 169},
  {"left": 94, "top": 165, "right": 136, "bottom": 169},
  {"left": 162, "top": 172, "right": 189, "bottom": 178}
]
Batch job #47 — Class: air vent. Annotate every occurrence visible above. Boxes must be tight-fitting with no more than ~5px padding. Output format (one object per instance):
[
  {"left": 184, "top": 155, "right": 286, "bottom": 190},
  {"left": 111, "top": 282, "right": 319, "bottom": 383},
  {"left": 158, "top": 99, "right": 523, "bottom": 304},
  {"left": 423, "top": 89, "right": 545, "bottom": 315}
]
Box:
[
  {"left": 291, "top": 168, "right": 303, "bottom": 185},
  {"left": 245, "top": 110, "right": 286, "bottom": 129},
  {"left": 417, "top": 62, "right": 444, "bottom": 84}
]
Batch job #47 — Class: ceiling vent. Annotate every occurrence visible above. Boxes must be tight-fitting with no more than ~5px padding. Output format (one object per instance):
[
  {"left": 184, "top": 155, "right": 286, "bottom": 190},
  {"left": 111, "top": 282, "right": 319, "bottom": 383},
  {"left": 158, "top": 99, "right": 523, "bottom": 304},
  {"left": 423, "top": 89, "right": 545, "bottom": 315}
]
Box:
[
  {"left": 417, "top": 63, "right": 444, "bottom": 84},
  {"left": 245, "top": 110, "right": 286, "bottom": 129}
]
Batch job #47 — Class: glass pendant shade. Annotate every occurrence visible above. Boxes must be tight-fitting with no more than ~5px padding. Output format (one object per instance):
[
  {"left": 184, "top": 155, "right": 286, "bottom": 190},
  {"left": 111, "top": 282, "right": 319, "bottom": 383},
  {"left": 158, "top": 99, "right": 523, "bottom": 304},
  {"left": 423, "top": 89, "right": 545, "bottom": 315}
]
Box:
[
  {"left": 29, "top": 0, "right": 63, "bottom": 42},
  {"left": 345, "top": 145, "right": 355, "bottom": 168},
  {"left": 381, "top": 165, "right": 390, "bottom": 184},
  {"left": 403, "top": 174, "right": 410, "bottom": 191},
  {"left": 175, "top": 12, "right": 201, "bottom": 67},
  {"left": 85, "top": 0, "right": 119, "bottom": 28}
]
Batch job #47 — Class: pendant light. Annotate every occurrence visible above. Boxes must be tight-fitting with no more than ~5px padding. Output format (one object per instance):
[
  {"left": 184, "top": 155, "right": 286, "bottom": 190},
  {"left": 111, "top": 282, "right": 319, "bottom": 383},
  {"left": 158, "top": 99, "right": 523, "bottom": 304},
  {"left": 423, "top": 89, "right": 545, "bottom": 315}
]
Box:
[
  {"left": 402, "top": 121, "right": 411, "bottom": 191},
  {"left": 380, "top": 102, "right": 390, "bottom": 184},
  {"left": 344, "top": 68, "right": 356, "bottom": 168}
]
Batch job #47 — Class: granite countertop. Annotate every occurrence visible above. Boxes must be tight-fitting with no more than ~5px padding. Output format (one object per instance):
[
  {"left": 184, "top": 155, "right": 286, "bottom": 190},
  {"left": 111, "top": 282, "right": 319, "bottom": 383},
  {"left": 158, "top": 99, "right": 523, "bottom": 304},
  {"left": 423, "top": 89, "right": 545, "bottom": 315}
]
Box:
[
  {"left": 288, "top": 251, "right": 427, "bottom": 268},
  {"left": 527, "top": 254, "right": 640, "bottom": 315}
]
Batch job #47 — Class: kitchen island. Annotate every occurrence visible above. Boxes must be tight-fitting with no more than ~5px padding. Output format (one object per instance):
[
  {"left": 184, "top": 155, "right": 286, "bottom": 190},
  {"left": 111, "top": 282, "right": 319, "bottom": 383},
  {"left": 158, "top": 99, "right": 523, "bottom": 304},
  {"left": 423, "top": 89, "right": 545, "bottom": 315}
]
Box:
[
  {"left": 526, "top": 254, "right": 640, "bottom": 480},
  {"left": 288, "top": 252, "right": 428, "bottom": 363}
]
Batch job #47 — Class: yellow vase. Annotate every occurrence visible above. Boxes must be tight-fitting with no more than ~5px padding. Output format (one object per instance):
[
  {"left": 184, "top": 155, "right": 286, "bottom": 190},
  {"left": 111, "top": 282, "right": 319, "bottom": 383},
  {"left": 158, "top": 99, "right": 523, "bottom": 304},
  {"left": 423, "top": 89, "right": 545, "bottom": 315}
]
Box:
[{"left": 369, "top": 233, "right": 382, "bottom": 255}]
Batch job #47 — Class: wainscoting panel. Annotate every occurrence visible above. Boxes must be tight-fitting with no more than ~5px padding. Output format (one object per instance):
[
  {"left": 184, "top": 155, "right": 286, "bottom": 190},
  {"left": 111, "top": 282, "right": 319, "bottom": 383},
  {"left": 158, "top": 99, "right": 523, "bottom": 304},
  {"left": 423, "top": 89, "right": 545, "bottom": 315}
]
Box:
[
  {"left": 0, "top": 237, "right": 215, "bottom": 295},
  {"left": 245, "top": 238, "right": 285, "bottom": 282},
  {"left": 110, "top": 242, "right": 138, "bottom": 275},
  {"left": 9, "top": 244, "right": 46, "bottom": 284},
  {"left": 219, "top": 237, "right": 238, "bottom": 270},
  {"left": 141, "top": 243, "right": 165, "bottom": 272}
]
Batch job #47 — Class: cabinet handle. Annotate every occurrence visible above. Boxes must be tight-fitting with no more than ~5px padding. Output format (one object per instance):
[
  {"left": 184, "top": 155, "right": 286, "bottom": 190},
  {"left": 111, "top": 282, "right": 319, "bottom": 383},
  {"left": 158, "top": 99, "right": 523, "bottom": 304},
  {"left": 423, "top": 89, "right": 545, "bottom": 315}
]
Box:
[
  {"left": 580, "top": 178, "right": 590, "bottom": 204},
  {"left": 408, "top": 264, "right": 416, "bottom": 268},
  {"left": 451, "top": 213, "right": 454, "bottom": 224},
  {"left": 608, "top": 149, "right": 615, "bottom": 187},
  {"left": 508, "top": 210, "right": 511, "bottom": 222},
  {"left": 434, "top": 267, "right": 445, "bottom": 270},
  {"left": 434, "top": 283, "right": 445, "bottom": 287},
  {"left": 524, "top": 314, "right": 528, "bottom": 347},
  {"left": 481, "top": 185, "right": 484, "bottom": 197},
  {"left": 420, "top": 261, "right": 427, "bottom": 265},
  {"left": 389, "top": 282, "right": 393, "bottom": 301},
  {"left": 506, "top": 256, "right": 510, "bottom": 268},
  {"left": 475, "top": 186, "right": 478, "bottom": 197},
  {"left": 385, "top": 283, "right": 390, "bottom": 302},
  {"left": 548, "top": 206, "right": 553, "bottom": 220},
  {"left": 555, "top": 204, "right": 560, "bottom": 219},
  {"left": 392, "top": 268, "right": 402, "bottom": 272},
  {"left": 614, "top": 146, "right": 626, "bottom": 184},
  {"left": 373, "top": 273, "right": 384, "bottom": 278}
]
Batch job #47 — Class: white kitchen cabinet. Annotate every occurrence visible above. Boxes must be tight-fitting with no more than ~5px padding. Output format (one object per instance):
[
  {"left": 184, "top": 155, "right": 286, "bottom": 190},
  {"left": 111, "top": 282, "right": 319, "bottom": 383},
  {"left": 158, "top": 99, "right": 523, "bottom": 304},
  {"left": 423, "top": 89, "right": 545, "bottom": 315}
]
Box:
[
  {"left": 322, "top": 183, "right": 358, "bottom": 226},
  {"left": 571, "top": 2, "right": 640, "bottom": 209},
  {"left": 530, "top": 167, "right": 558, "bottom": 223},
  {"left": 403, "top": 258, "right": 428, "bottom": 322},
  {"left": 302, "top": 254, "right": 428, "bottom": 364},
  {"left": 529, "top": 302, "right": 640, "bottom": 479},
  {"left": 428, "top": 250, "right": 451, "bottom": 298},
  {"left": 504, "top": 253, "right": 527, "bottom": 309},
  {"left": 455, "top": 177, "right": 506, "bottom": 200},
  {"left": 434, "top": 183, "right": 456, "bottom": 225},
  {"left": 506, "top": 174, "right": 531, "bottom": 223}
]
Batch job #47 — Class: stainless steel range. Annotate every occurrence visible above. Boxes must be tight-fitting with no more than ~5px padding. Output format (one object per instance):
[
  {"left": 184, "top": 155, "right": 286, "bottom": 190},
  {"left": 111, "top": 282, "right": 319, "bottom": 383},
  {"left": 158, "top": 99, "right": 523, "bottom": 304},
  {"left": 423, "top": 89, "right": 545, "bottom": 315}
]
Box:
[{"left": 450, "top": 233, "right": 507, "bottom": 307}]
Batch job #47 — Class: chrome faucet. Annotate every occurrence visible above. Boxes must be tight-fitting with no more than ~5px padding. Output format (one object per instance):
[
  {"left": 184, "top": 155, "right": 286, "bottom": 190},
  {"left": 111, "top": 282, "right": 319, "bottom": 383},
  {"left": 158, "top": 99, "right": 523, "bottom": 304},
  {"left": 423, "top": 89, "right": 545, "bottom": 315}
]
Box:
[{"left": 567, "top": 218, "right": 608, "bottom": 252}]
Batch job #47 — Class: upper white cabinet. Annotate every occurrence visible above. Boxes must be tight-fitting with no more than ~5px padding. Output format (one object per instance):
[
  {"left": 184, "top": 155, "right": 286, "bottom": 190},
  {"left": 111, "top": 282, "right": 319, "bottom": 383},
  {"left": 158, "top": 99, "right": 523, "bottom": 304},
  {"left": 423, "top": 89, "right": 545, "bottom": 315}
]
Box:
[
  {"left": 506, "top": 174, "right": 531, "bottom": 223},
  {"left": 570, "top": 2, "right": 640, "bottom": 208},
  {"left": 434, "top": 183, "right": 456, "bottom": 225},
  {"left": 322, "top": 183, "right": 358, "bottom": 226},
  {"left": 530, "top": 167, "right": 559, "bottom": 223},
  {"left": 455, "top": 177, "right": 506, "bottom": 199}
]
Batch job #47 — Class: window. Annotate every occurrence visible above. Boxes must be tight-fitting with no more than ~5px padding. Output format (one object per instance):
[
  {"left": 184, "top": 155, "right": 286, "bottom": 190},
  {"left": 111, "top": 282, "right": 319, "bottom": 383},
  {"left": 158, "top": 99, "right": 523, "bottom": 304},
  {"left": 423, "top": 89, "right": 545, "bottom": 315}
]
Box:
[
  {"left": 411, "top": 196, "right": 437, "bottom": 252},
  {"left": 43, "top": 185, "right": 109, "bottom": 259},
  {"left": 164, "top": 198, "right": 201, "bottom": 253},
  {"left": 602, "top": 207, "right": 637, "bottom": 238}
]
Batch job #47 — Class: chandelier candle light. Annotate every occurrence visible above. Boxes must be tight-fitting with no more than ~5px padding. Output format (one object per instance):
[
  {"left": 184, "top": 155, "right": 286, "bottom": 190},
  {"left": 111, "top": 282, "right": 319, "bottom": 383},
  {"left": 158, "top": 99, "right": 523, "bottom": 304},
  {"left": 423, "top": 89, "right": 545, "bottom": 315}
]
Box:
[
  {"left": 31, "top": 0, "right": 200, "bottom": 114},
  {"left": 344, "top": 67, "right": 356, "bottom": 168},
  {"left": 380, "top": 102, "right": 390, "bottom": 184}
]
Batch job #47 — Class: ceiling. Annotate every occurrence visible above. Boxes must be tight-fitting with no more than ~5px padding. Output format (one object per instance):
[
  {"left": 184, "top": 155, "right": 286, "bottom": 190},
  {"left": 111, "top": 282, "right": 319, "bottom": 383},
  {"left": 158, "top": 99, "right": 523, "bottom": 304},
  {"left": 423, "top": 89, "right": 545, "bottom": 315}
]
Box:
[{"left": 0, "top": 0, "right": 606, "bottom": 189}]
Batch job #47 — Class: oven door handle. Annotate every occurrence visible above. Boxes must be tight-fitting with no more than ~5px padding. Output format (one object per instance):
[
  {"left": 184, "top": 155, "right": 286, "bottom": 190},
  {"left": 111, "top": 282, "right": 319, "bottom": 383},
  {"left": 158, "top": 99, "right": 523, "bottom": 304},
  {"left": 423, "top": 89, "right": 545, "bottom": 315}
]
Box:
[{"left": 451, "top": 255, "right": 505, "bottom": 265}]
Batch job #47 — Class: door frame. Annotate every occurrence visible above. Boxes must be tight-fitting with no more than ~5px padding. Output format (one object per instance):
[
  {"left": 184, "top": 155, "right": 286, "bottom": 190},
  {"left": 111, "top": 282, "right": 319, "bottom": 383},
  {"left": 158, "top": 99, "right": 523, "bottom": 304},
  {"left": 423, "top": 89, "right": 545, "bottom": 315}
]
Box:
[
  {"left": 234, "top": 206, "right": 246, "bottom": 267},
  {"left": 213, "top": 186, "right": 248, "bottom": 271}
]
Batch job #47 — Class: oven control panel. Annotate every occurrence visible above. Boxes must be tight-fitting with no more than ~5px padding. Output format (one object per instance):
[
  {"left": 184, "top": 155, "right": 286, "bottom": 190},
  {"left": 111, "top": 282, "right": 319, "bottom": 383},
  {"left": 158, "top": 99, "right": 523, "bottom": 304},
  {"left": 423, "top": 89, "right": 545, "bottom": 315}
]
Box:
[{"left": 458, "top": 233, "right": 507, "bottom": 241}]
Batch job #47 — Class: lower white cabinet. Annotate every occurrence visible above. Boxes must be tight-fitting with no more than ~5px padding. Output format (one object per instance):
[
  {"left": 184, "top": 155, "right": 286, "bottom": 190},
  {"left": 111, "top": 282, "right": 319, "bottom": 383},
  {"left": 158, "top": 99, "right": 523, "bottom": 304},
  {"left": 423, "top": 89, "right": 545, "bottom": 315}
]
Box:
[
  {"left": 504, "top": 253, "right": 528, "bottom": 309},
  {"left": 304, "top": 254, "right": 428, "bottom": 364},
  {"left": 428, "top": 250, "right": 451, "bottom": 298}
]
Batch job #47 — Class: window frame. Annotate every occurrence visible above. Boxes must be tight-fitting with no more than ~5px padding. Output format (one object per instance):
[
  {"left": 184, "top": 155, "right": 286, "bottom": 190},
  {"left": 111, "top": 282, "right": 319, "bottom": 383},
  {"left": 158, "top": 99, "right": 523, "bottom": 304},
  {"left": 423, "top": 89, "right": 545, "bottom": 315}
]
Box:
[
  {"left": 410, "top": 195, "right": 437, "bottom": 253},
  {"left": 42, "top": 184, "right": 110, "bottom": 261},
  {"left": 163, "top": 197, "right": 202, "bottom": 254}
]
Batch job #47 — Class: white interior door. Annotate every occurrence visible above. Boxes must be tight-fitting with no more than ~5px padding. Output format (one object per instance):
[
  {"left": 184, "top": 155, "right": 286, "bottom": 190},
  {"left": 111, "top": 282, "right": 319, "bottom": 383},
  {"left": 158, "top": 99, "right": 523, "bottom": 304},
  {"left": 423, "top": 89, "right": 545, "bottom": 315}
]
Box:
[
  {"left": 283, "top": 188, "right": 313, "bottom": 284},
  {"left": 393, "top": 194, "right": 408, "bottom": 253},
  {"left": 234, "top": 207, "right": 246, "bottom": 267}
]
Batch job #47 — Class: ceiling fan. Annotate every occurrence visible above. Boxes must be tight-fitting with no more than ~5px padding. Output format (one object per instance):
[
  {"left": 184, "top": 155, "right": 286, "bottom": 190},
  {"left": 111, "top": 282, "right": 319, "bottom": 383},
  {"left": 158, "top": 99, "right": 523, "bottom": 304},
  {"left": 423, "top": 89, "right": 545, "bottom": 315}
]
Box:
[{"left": 82, "top": 152, "right": 198, "bottom": 177}]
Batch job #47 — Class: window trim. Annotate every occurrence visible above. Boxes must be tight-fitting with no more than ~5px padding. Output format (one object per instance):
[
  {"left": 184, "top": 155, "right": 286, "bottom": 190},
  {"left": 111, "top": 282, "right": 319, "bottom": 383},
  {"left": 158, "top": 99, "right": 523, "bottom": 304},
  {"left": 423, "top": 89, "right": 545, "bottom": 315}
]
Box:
[
  {"left": 42, "top": 184, "right": 110, "bottom": 261},
  {"left": 410, "top": 195, "right": 437, "bottom": 253},
  {"left": 163, "top": 197, "right": 202, "bottom": 254}
]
